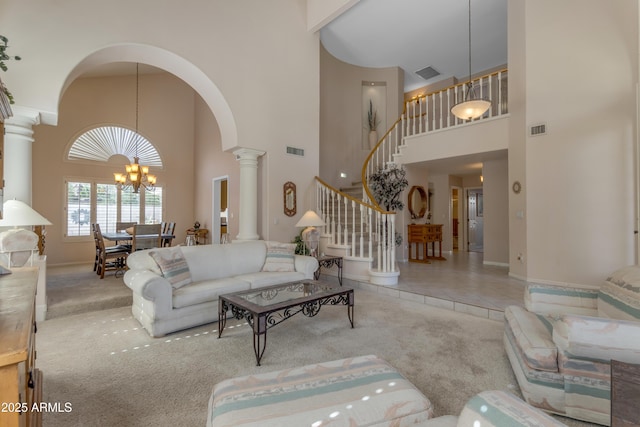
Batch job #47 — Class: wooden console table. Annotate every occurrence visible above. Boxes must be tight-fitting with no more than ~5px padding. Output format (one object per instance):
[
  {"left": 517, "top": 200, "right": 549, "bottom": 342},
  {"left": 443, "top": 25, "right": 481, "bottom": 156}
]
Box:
[
  {"left": 0, "top": 268, "right": 43, "bottom": 427},
  {"left": 408, "top": 224, "right": 446, "bottom": 263},
  {"left": 186, "top": 228, "right": 209, "bottom": 245}
]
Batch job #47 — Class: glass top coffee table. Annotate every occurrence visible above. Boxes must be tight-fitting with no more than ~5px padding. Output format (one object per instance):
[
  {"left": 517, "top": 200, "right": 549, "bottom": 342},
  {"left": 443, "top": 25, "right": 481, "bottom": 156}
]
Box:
[{"left": 218, "top": 280, "right": 354, "bottom": 366}]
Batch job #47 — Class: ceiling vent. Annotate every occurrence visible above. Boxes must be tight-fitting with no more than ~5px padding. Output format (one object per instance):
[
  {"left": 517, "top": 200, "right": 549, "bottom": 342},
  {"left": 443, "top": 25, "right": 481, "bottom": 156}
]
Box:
[
  {"left": 415, "top": 66, "right": 440, "bottom": 81},
  {"left": 286, "top": 146, "right": 304, "bottom": 157},
  {"left": 530, "top": 124, "right": 547, "bottom": 137}
]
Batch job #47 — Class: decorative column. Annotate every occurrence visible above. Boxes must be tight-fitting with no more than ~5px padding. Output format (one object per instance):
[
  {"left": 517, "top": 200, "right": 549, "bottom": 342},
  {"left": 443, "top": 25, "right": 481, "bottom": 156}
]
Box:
[
  {"left": 3, "top": 107, "right": 40, "bottom": 204},
  {"left": 233, "top": 147, "right": 265, "bottom": 241}
]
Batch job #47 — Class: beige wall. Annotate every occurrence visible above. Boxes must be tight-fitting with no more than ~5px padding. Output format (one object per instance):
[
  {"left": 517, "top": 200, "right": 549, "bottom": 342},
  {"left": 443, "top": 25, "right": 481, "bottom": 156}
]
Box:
[
  {"left": 33, "top": 73, "right": 196, "bottom": 265},
  {"left": 2, "top": 0, "right": 321, "bottom": 257},
  {"left": 320, "top": 45, "right": 403, "bottom": 190},
  {"left": 193, "top": 95, "right": 239, "bottom": 241},
  {"left": 483, "top": 158, "right": 509, "bottom": 265},
  {"left": 513, "top": 0, "right": 638, "bottom": 286}
]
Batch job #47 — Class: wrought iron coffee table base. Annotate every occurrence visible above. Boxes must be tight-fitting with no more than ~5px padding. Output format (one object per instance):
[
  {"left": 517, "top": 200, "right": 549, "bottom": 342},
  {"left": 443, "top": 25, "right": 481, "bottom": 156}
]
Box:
[{"left": 218, "top": 286, "right": 354, "bottom": 366}]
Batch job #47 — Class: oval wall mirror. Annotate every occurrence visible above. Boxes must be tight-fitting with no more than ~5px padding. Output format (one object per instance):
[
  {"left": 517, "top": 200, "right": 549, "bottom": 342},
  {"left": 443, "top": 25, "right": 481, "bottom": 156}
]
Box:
[{"left": 408, "top": 185, "right": 427, "bottom": 219}]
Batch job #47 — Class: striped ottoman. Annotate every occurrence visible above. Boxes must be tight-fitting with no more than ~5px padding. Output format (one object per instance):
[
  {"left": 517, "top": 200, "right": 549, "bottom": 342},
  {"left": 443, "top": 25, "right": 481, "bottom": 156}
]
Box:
[{"left": 207, "top": 354, "right": 434, "bottom": 427}]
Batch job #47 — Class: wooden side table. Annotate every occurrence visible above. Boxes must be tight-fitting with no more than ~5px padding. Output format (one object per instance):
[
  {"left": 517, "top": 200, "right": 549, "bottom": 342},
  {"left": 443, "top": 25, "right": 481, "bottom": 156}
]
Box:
[
  {"left": 186, "top": 228, "right": 209, "bottom": 245},
  {"left": 408, "top": 224, "right": 445, "bottom": 263},
  {"left": 314, "top": 255, "right": 343, "bottom": 285}
]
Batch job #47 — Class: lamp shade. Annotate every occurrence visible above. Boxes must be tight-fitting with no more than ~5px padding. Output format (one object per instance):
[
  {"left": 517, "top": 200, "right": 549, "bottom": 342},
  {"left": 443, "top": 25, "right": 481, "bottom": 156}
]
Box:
[
  {"left": 295, "top": 210, "right": 325, "bottom": 228},
  {"left": 0, "top": 199, "right": 52, "bottom": 227},
  {"left": 451, "top": 98, "right": 491, "bottom": 121}
]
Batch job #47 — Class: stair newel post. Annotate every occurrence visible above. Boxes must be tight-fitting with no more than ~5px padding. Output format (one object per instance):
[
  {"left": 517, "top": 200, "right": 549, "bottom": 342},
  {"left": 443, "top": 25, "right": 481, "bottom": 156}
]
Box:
[
  {"left": 389, "top": 213, "right": 396, "bottom": 272},
  {"left": 359, "top": 203, "right": 364, "bottom": 258},
  {"left": 368, "top": 208, "right": 373, "bottom": 261}
]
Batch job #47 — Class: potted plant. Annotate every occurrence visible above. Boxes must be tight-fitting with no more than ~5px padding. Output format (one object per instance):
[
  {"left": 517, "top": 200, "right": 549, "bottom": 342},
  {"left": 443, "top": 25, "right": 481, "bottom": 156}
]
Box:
[{"left": 366, "top": 99, "right": 380, "bottom": 149}]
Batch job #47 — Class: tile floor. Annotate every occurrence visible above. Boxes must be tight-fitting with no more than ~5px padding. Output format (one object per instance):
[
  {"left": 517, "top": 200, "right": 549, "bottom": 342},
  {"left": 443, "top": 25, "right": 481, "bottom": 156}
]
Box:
[
  {"left": 351, "top": 250, "right": 525, "bottom": 321},
  {"left": 47, "top": 250, "right": 525, "bottom": 321}
]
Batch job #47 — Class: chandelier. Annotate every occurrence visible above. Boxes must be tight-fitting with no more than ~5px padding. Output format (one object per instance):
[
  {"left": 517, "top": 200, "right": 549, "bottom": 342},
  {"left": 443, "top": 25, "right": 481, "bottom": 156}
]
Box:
[
  {"left": 450, "top": 0, "right": 491, "bottom": 121},
  {"left": 114, "top": 63, "right": 156, "bottom": 193}
]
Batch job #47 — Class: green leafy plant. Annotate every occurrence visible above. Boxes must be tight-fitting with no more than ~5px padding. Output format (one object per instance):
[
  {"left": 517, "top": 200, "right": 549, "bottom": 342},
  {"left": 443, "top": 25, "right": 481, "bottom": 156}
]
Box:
[
  {"left": 292, "top": 230, "right": 308, "bottom": 255},
  {"left": 0, "top": 35, "right": 21, "bottom": 104}
]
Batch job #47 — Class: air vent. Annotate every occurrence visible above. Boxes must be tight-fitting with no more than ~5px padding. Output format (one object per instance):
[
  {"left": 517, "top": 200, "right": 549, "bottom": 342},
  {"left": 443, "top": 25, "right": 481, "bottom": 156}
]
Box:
[
  {"left": 530, "top": 124, "right": 547, "bottom": 136},
  {"left": 286, "top": 146, "right": 304, "bottom": 156},
  {"left": 415, "top": 66, "right": 440, "bottom": 81}
]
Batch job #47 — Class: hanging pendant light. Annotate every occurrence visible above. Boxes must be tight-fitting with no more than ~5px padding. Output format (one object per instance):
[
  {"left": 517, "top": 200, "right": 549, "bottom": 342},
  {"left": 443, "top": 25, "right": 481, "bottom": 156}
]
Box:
[
  {"left": 113, "top": 63, "right": 156, "bottom": 193},
  {"left": 451, "top": 0, "right": 491, "bottom": 121}
]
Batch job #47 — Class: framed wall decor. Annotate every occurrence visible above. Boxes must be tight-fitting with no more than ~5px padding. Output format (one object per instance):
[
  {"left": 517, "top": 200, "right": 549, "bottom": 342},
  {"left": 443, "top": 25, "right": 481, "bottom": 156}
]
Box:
[{"left": 283, "top": 181, "right": 296, "bottom": 217}]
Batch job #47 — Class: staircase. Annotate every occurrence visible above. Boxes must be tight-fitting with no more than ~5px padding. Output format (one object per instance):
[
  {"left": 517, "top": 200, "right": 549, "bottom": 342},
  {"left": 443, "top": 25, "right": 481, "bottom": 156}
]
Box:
[{"left": 314, "top": 69, "right": 509, "bottom": 285}]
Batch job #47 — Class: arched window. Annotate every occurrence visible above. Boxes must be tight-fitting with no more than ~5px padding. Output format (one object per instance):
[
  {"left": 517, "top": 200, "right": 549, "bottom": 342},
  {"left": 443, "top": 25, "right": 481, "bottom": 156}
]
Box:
[
  {"left": 65, "top": 126, "right": 164, "bottom": 239},
  {"left": 68, "top": 126, "right": 162, "bottom": 167}
]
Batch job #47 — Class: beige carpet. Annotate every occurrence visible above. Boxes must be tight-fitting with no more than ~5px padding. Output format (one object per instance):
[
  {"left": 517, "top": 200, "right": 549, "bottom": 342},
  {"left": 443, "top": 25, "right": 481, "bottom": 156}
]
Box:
[
  {"left": 38, "top": 270, "right": 595, "bottom": 426},
  {"left": 46, "top": 264, "right": 132, "bottom": 319}
]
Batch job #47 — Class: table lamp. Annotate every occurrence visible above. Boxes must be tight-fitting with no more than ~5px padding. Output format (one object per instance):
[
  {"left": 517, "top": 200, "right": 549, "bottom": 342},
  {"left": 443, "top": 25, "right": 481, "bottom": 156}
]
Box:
[
  {"left": 295, "top": 210, "right": 325, "bottom": 257},
  {"left": 0, "top": 199, "right": 52, "bottom": 268}
]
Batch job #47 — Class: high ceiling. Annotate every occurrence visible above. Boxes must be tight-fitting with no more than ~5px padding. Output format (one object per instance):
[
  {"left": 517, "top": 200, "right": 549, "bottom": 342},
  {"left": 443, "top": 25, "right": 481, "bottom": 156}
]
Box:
[
  {"left": 320, "top": 0, "right": 508, "bottom": 92},
  {"left": 320, "top": 0, "right": 509, "bottom": 176}
]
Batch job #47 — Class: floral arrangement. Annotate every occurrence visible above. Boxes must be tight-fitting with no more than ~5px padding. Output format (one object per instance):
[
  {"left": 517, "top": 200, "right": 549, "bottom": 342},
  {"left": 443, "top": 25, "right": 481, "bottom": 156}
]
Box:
[
  {"left": 368, "top": 164, "right": 408, "bottom": 212},
  {"left": 368, "top": 164, "right": 408, "bottom": 246}
]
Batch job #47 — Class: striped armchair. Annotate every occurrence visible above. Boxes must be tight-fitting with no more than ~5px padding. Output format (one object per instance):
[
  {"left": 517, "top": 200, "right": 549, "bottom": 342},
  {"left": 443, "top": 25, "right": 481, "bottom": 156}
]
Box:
[{"left": 504, "top": 265, "right": 640, "bottom": 426}]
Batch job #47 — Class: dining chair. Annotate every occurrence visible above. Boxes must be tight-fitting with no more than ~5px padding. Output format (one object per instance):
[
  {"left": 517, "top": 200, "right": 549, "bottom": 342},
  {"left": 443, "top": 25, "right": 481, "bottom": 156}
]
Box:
[
  {"left": 163, "top": 222, "right": 176, "bottom": 247},
  {"left": 93, "top": 223, "right": 130, "bottom": 272},
  {"left": 116, "top": 221, "right": 136, "bottom": 233},
  {"left": 132, "top": 224, "right": 162, "bottom": 251},
  {"left": 94, "top": 224, "right": 129, "bottom": 278}
]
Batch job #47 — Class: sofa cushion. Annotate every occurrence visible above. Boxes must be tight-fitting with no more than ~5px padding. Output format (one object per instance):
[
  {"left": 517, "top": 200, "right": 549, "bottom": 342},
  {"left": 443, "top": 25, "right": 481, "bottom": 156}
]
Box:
[
  {"left": 599, "top": 268, "right": 640, "bottom": 320},
  {"left": 173, "top": 278, "right": 250, "bottom": 309},
  {"left": 181, "top": 241, "right": 268, "bottom": 281},
  {"left": 126, "top": 249, "right": 162, "bottom": 275},
  {"left": 261, "top": 241, "right": 296, "bottom": 272},
  {"left": 235, "top": 271, "right": 306, "bottom": 289},
  {"left": 457, "top": 390, "right": 568, "bottom": 427},
  {"left": 207, "top": 354, "right": 433, "bottom": 427},
  {"left": 149, "top": 247, "right": 192, "bottom": 289},
  {"left": 504, "top": 306, "right": 558, "bottom": 372},
  {"left": 525, "top": 283, "right": 598, "bottom": 316}
]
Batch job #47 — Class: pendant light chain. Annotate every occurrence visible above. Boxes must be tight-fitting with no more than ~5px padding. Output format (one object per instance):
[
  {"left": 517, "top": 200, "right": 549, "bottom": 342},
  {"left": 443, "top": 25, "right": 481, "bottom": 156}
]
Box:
[
  {"left": 135, "top": 62, "right": 139, "bottom": 158},
  {"left": 450, "top": 0, "right": 491, "bottom": 121},
  {"left": 113, "top": 62, "right": 157, "bottom": 193},
  {"left": 466, "top": 0, "right": 473, "bottom": 99}
]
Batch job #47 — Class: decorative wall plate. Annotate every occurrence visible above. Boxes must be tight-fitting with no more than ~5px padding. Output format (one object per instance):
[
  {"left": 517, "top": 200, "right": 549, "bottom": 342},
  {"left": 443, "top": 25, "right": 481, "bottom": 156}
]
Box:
[{"left": 512, "top": 181, "right": 522, "bottom": 194}]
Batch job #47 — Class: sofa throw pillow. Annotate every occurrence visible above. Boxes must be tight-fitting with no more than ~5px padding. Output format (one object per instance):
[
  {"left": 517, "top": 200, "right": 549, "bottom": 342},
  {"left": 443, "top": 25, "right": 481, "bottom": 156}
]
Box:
[
  {"left": 149, "top": 247, "right": 192, "bottom": 289},
  {"left": 261, "top": 242, "right": 296, "bottom": 272}
]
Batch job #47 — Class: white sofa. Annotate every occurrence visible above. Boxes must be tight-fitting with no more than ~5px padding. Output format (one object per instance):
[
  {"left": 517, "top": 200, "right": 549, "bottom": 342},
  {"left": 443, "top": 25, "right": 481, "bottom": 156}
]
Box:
[
  {"left": 124, "top": 241, "right": 319, "bottom": 337},
  {"left": 504, "top": 265, "right": 640, "bottom": 425}
]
